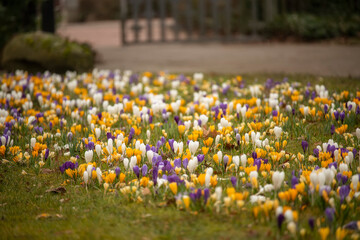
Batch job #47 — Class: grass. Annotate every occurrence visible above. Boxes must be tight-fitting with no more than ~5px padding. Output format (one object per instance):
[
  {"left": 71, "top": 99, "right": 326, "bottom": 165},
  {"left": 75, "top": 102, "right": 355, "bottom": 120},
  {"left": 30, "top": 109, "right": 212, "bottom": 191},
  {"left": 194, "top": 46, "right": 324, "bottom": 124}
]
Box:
[
  {"left": 0, "top": 73, "right": 360, "bottom": 239},
  {"left": 0, "top": 165, "right": 273, "bottom": 240}
]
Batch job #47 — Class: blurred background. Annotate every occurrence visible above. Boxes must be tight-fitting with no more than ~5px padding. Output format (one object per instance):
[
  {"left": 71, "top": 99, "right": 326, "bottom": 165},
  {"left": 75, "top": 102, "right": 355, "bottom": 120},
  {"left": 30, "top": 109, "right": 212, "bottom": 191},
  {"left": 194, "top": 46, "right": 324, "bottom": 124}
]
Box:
[{"left": 1, "top": 0, "right": 360, "bottom": 75}]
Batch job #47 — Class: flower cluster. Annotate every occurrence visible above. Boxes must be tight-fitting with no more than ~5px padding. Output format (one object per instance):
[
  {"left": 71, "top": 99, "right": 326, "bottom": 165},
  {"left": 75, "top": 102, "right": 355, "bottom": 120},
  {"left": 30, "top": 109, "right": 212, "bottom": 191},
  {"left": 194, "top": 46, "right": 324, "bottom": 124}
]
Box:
[{"left": 1, "top": 70, "right": 360, "bottom": 238}]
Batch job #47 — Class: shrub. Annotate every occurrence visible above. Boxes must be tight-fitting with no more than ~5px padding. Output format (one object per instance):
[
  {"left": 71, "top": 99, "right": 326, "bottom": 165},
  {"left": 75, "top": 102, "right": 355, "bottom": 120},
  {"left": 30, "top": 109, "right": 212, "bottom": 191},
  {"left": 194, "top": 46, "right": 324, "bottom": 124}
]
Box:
[
  {"left": 265, "top": 14, "right": 360, "bottom": 41},
  {"left": 2, "top": 32, "right": 96, "bottom": 73}
]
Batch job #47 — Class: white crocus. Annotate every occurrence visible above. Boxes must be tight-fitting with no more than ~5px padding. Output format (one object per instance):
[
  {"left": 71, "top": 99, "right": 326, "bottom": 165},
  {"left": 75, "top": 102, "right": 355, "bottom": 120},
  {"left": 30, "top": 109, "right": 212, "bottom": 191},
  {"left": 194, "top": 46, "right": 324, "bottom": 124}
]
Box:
[
  {"left": 233, "top": 156, "right": 240, "bottom": 170},
  {"left": 95, "top": 144, "right": 101, "bottom": 158},
  {"left": 83, "top": 171, "right": 89, "bottom": 185},
  {"left": 240, "top": 154, "right": 247, "bottom": 167},
  {"left": 339, "top": 163, "right": 348, "bottom": 174},
  {"left": 199, "top": 114, "right": 209, "bottom": 126},
  {"left": 189, "top": 140, "right": 199, "bottom": 156},
  {"left": 352, "top": 174, "right": 359, "bottom": 190},
  {"left": 187, "top": 157, "right": 198, "bottom": 173},
  {"left": 123, "top": 158, "right": 129, "bottom": 170},
  {"left": 107, "top": 138, "right": 113, "bottom": 155},
  {"left": 356, "top": 128, "right": 360, "bottom": 140},
  {"left": 85, "top": 150, "right": 93, "bottom": 163},
  {"left": 274, "top": 126, "right": 282, "bottom": 140},
  {"left": 96, "top": 167, "right": 102, "bottom": 184},
  {"left": 129, "top": 156, "right": 137, "bottom": 170},
  {"left": 147, "top": 150, "right": 154, "bottom": 163},
  {"left": 86, "top": 164, "right": 93, "bottom": 178},
  {"left": 217, "top": 151, "right": 223, "bottom": 164},
  {"left": 95, "top": 128, "right": 101, "bottom": 139},
  {"left": 31, "top": 137, "right": 36, "bottom": 149},
  {"left": 205, "top": 167, "right": 213, "bottom": 187},
  {"left": 272, "top": 171, "right": 285, "bottom": 190}
]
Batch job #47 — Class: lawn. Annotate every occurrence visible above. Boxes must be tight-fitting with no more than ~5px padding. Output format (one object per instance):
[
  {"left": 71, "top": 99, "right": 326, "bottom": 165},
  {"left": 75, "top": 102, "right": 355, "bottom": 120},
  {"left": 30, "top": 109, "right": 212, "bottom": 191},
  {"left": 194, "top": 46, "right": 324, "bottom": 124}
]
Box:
[{"left": 0, "top": 72, "right": 359, "bottom": 239}]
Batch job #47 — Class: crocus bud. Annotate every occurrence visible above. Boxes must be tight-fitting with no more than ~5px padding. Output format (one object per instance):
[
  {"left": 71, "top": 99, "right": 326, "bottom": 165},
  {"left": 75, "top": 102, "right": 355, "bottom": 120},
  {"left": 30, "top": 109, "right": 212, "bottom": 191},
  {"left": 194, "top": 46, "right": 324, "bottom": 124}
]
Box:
[
  {"left": 272, "top": 171, "right": 285, "bottom": 190},
  {"left": 83, "top": 171, "right": 89, "bottom": 185},
  {"left": 85, "top": 150, "right": 93, "bottom": 163},
  {"left": 96, "top": 167, "right": 102, "bottom": 184}
]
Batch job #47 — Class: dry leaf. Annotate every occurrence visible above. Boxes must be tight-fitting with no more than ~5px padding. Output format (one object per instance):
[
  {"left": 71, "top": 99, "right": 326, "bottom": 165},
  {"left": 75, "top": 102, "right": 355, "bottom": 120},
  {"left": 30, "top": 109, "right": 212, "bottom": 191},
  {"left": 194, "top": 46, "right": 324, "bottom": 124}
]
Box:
[
  {"left": 141, "top": 188, "right": 151, "bottom": 196},
  {"left": 40, "top": 168, "right": 53, "bottom": 174}
]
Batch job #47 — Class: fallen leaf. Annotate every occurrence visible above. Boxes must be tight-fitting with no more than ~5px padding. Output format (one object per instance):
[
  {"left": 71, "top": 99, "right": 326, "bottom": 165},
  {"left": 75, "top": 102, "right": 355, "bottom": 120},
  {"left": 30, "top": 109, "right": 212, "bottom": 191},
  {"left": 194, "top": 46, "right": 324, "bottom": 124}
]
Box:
[
  {"left": 46, "top": 186, "right": 66, "bottom": 194},
  {"left": 36, "top": 213, "right": 63, "bottom": 220},
  {"left": 40, "top": 168, "right": 53, "bottom": 174},
  {"left": 36, "top": 213, "right": 51, "bottom": 219}
]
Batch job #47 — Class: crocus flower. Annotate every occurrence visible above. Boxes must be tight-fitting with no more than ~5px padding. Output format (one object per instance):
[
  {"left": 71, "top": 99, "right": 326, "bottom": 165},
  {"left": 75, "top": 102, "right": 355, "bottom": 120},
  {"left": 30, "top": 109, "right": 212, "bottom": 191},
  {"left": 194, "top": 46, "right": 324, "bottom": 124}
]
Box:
[
  {"left": 197, "top": 154, "right": 205, "bottom": 163},
  {"left": 272, "top": 171, "right": 285, "bottom": 190},
  {"left": 204, "top": 188, "right": 210, "bottom": 204},
  {"left": 231, "top": 176, "right": 237, "bottom": 188},
  {"left": 85, "top": 150, "right": 93, "bottom": 163},
  {"left": 340, "top": 111, "right": 345, "bottom": 123},
  {"left": 83, "top": 171, "right": 89, "bottom": 185},
  {"left": 44, "top": 148, "right": 49, "bottom": 160},
  {"left": 325, "top": 207, "right": 335, "bottom": 222},
  {"left": 301, "top": 140, "right": 308, "bottom": 153},
  {"left": 344, "top": 221, "right": 360, "bottom": 230},
  {"left": 324, "top": 104, "right": 328, "bottom": 114},
  {"left": 133, "top": 165, "right": 140, "bottom": 178},
  {"left": 115, "top": 167, "right": 121, "bottom": 177},
  {"left": 308, "top": 217, "right": 315, "bottom": 231},
  {"left": 152, "top": 166, "right": 158, "bottom": 186},
  {"left": 339, "top": 185, "right": 350, "bottom": 203},
  {"left": 142, "top": 164, "right": 148, "bottom": 176},
  {"left": 223, "top": 155, "right": 229, "bottom": 169},
  {"left": 277, "top": 214, "right": 285, "bottom": 229},
  {"left": 274, "top": 126, "right": 282, "bottom": 140}
]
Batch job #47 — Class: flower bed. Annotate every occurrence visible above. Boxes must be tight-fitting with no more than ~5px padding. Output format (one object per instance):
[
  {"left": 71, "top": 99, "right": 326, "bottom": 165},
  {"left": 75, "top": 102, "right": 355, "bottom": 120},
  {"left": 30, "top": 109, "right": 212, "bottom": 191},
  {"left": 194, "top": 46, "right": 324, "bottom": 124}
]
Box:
[{"left": 1, "top": 70, "right": 360, "bottom": 238}]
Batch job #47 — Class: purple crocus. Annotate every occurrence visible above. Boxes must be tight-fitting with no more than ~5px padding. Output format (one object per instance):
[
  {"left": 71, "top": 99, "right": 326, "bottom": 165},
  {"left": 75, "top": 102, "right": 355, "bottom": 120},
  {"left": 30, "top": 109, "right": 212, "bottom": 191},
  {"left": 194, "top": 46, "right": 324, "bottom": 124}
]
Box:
[
  {"left": 174, "top": 158, "right": 181, "bottom": 168},
  {"left": 174, "top": 116, "right": 180, "bottom": 125},
  {"left": 308, "top": 218, "right": 315, "bottom": 231},
  {"left": 301, "top": 140, "right": 308, "bottom": 153},
  {"left": 141, "top": 164, "right": 148, "bottom": 176},
  {"left": 197, "top": 154, "right": 205, "bottom": 163},
  {"left": 231, "top": 176, "right": 237, "bottom": 188},
  {"left": 236, "top": 133, "right": 241, "bottom": 145},
  {"left": 133, "top": 165, "right": 140, "bottom": 179},
  {"left": 223, "top": 155, "right": 229, "bottom": 169},
  {"left": 152, "top": 166, "right": 158, "bottom": 185},
  {"left": 340, "top": 111, "right": 345, "bottom": 123},
  {"left": 115, "top": 167, "right": 121, "bottom": 177},
  {"left": 313, "top": 148, "right": 319, "bottom": 158},
  {"left": 331, "top": 124, "right": 335, "bottom": 135},
  {"left": 325, "top": 207, "right": 335, "bottom": 222},
  {"left": 183, "top": 158, "right": 189, "bottom": 169},
  {"left": 339, "top": 185, "right": 350, "bottom": 203},
  {"left": 204, "top": 188, "right": 210, "bottom": 204},
  {"left": 44, "top": 148, "right": 49, "bottom": 160},
  {"left": 324, "top": 104, "right": 328, "bottom": 114},
  {"left": 291, "top": 176, "right": 299, "bottom": 188},
  {"left": 35, "top": 126, "right": 43, "bottom": 135},
  {"left": 334, "top": 111, "right": 340, "bottom": 121},
  {"left": 67, "top": 132, "right": 73, "bottom": 141},
  {"left": 59, "top": 161, "right": 77, "bottom": 173},
  {"left": 277, "top": 214, "right": 285, "bottom": 229}
]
